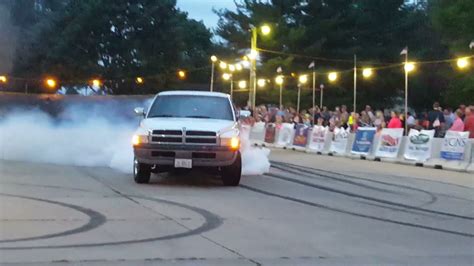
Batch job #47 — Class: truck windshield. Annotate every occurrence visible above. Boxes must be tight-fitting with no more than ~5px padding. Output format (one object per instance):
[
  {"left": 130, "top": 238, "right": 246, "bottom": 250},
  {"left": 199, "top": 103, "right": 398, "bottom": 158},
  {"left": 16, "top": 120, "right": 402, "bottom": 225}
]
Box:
[{"left": 147, "top": 95, "right": 234, "bottom": 121}]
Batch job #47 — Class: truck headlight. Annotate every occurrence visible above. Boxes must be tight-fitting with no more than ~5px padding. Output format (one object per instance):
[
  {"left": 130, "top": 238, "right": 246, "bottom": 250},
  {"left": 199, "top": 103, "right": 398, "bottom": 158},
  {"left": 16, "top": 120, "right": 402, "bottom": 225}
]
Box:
[
  {"left": 230, "top": 137, "right": 240, "bottom": 150},
  {"left": 132, "top": 135, "right": 148, "bottom": 146}
]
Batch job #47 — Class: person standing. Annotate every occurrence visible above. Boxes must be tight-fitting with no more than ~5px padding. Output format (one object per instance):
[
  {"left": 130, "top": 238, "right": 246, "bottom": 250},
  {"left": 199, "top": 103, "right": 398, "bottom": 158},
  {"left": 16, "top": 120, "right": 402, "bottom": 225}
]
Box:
[
  {"left": 464, "top": 106, "right": 474, "bottom": 138},
  {"left": 449, "top": 109, "right": 465, "bottom": 132},
  {"left": 387, "top": 111, "right": 403, "bottom": 128},
  {"left": 428, "top": 102, "right": 445, "bottom": 137}
]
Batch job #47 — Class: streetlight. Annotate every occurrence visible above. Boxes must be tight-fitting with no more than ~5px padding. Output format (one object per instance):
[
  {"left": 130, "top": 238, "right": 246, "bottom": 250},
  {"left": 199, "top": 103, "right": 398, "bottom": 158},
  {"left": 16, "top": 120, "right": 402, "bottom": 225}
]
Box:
[
  {"left": 456, "top": 57, "right": 470, "bottom": 69},
  {"left": 260, "top": 24, "right": 271, "bottom": 35},
  {"left": 210, "top": 55, "right": 218, "bottom": 91},
  {"left": 328, "top": 72, "right": 338, "bottom": 82},
  {"left": 228, "top": 64, "right": 236, "bottom": 72},
  {"left": 249, "top": 23, "right": 271, "bottom": 110},
  {"left": 136, "top": 77, "right": 144, "bottom": 84},
  {"left": 0, "top": 75, "right": 7, "bottom": 83},
  {"left": 219, "top": 61, "right": 227, "bottom": 70},
  {"left": 238, "top": 80, "right": 247, "bottom": 89},
  {"left": 222, "top": 73, "right": 233, "bottom": 99},
  {"left": 178, "top": 70, "right": 186, "bottom": 79},
  {"left": 235, "top": 63, "right": 242, "bottom": 71},
  {"left": 275, "top": 75, "right": 284, "bottom": 109},
  {"left": 362, "top": 68, "right": 373, "bottom": 78},
  {"left": 257, "top": 78, "right": 266, "bottom": 88},
  {"left": 91, "top": 79, "right": 101, "bottom": 87},
  {"left": 404, "top": 62, "right": 415, "bottom": 72},
  {"left": 297, "top": 74, "right": 308, "bottom": 113},
  {"left": 45, "top": 78, "right": 57, "bottom": 89}
]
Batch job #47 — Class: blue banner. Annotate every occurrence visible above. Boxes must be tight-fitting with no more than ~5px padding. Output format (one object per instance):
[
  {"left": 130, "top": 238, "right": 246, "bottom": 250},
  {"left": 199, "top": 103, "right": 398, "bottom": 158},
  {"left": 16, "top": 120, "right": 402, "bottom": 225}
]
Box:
[{"left": 351, "top": 127, "right": 377, "bottom": 155}]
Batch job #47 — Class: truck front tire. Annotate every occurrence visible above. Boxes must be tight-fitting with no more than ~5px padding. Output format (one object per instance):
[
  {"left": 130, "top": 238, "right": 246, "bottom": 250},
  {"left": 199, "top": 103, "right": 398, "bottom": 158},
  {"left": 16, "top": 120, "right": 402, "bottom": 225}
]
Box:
[
  {"left": 133, "top": 158, "right": 151, "bottom": 184},
  {"left": 221, "top": 152, "right": 242, "bottom": 186}
]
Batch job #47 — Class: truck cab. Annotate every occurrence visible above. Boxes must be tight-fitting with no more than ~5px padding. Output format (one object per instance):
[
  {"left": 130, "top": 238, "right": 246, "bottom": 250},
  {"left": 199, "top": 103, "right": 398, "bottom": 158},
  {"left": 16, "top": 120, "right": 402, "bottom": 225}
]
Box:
[{"left": 132, "top": 91, "right": 243, "bottom": 186}]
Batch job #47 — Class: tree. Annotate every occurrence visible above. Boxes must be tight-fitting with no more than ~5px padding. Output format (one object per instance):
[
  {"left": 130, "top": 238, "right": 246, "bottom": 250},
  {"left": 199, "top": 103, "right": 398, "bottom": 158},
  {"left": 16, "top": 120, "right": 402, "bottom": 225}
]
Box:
[
  {"left": 431, "top": 0, "right": 474, "bottom": 106},
  {"left": 215, "top": 0, "right": 448, "bottom": 110},
  {"left": 10, "top": 0, "right": 214, "bottom": 94}
]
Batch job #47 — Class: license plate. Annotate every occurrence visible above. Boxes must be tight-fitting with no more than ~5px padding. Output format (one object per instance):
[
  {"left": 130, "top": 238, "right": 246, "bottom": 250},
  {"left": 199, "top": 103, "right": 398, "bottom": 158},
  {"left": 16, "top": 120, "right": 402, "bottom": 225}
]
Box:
[{"left": 174, "top": 159, "right": 192, "bottom": 169}]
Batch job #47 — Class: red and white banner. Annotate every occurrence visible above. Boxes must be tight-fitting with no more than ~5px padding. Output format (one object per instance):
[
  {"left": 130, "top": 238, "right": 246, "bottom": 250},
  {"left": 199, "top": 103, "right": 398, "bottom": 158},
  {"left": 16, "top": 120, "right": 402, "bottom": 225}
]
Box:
[
  {"left": 374, "top": 128, "right": 404, "bottom": 158},
  {"left": 308, "top": 126, "right": 328, "bottom": 152}
]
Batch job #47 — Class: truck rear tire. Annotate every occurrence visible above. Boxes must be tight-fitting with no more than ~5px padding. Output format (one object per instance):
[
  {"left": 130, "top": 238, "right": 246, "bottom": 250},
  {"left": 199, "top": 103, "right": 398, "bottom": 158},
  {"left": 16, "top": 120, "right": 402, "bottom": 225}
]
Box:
[
  {"left": 221, "top": 152, "right": 242, "bottom": 186},
  {"left": 133, "top": 158, "right": 151, "bottom": 184}
]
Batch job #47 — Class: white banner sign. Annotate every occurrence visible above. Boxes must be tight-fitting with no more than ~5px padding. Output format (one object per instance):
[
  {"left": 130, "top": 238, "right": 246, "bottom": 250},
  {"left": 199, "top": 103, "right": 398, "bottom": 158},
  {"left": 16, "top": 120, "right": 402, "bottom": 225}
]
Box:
[
  {"left": 404, "top": 129, "right": 435, "bottom": 162},
  {"left": 330, "top": 127, "right": 350, "bottom": 154},
  {"left": 441, "top": 130, "right": 469, "bottom": 160},
  {"left": 375, "top": 128, "right": 404, "bottom": 158},
  {"left": 308, "top": 126, "right": 328, "bottom": 152},
  {"left": 276, "top": 123, "right": 294, "bottom": 147},
  {"left": 249, "top": 122, "right": 265, "bottom": 142}
]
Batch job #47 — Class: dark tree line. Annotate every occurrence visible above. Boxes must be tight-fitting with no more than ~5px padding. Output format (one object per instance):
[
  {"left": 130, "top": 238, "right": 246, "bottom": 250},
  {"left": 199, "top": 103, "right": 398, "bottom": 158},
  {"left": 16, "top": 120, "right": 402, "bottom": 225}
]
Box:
[{"left": 1, "top": 0, "right": 473, "bottom": 110}]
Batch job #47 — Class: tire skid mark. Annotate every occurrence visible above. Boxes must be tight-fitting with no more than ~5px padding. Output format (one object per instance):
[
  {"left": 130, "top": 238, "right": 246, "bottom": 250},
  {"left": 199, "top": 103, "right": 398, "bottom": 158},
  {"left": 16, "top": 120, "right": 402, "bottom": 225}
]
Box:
[
  {"left": 272, "top": 161, "right": 439, "bottom": 206},
  {"left": 0, "top": 195, "right": 223, "bottom": 250},
  {"left": 271, "top": 164, "right": 406, "bottom": 195},
  {"left": 264, "top": 172, "right": 472, "bottom": 220},
  {"left": 0, "top": 193, "right": 107, "bottom": 243},
  {"left": 240, "top": 185, "right": 473, "bottom": 238}
]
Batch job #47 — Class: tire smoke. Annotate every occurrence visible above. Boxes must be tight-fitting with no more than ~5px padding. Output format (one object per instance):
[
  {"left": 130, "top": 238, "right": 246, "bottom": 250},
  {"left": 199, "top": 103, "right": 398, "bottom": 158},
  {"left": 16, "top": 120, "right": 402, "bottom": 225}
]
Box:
[{"left": 0, "top": 98, "right": 270, "bottom": 176}]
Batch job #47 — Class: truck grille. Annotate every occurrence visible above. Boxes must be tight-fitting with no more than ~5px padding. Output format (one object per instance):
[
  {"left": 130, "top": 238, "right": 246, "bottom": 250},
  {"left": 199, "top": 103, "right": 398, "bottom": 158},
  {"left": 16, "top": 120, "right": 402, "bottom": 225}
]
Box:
[{"left": 150, "top": 129, "right": 218, "bottom": 145}]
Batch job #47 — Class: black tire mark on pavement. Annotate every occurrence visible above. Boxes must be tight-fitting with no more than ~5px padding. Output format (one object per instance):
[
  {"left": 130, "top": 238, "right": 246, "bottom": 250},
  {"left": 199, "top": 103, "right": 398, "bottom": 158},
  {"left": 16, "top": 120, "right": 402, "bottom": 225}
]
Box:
[
  {"left": 272, "top": 160, "right": 472, "bottom": 190},
  {"left": 264, "top": 172, "right": 472, "bottom": 220},
  {"left": 272, "top": 161, "right": 439, "bottom": 206},
  {"left": 0, "top": 195, "right": 223, "bottom": 250},
  {"left": 0, "top": 193, "right": 106, "bottom": 243},
  {"left": 271, "top": 164, "right": 407, "bottom": 195},
  {"left": 0, "top": 181, "right": 96, "bottom": 193},
  {"left": 240, "top": 185, "right": 473, "bottom": 238}
]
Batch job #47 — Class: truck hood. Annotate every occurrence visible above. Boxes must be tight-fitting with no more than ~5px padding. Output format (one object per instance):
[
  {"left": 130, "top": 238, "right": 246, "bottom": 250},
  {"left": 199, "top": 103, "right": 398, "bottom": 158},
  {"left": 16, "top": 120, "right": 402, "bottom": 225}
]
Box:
[{"left": 141, "top": 117, "right": 237, "bottom": 134}]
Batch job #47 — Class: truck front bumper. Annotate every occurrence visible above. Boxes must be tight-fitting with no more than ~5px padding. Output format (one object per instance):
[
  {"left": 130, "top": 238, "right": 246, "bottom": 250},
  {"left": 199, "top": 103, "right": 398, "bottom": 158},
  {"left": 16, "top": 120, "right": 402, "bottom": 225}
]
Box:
[{"left": 133, "top": 143, "right": 238, "bottom": 167}]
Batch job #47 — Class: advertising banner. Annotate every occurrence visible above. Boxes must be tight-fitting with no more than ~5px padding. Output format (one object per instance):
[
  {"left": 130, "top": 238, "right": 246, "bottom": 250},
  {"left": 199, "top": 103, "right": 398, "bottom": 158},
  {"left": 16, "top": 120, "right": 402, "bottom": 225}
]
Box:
[
  {"left": 440, "top": 130, "right": 469, "bottom": 160},
  {"left": 374, "top": 128, "right": 404, "bottom": 158},
  {"left": 308, "top": 125, "right": 328, "bottom": 152},
  {"left": 275, "top": 123, "right": 294, "bottom": 147},
  {"left": 292, "top": 124, "right": 310, "bottom": 147},
  {"left": 330, "top": 127, "right": 350, "bottom": 154},
  {"left": 351, "top": 127, "right": 377, "bottom": 155},
  {"left": 264, "top": 123, "right": 276, "bottom": 143},
  {"left": 404, "top": 129, "right": 435, "bottom": 161}
]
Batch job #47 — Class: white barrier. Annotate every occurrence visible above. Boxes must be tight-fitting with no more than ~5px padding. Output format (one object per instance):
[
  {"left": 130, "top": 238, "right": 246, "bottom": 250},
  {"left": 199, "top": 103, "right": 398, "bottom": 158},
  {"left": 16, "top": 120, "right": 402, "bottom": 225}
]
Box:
[
  {"left": 247, "top": 123, "right": 474, "bottom": 173},
  {"left": 424, "top": 137, "right": 472, "bottom": 172},
  {"left": 249, "top": 122, "right": 265, "bottom": 145},
  {"left": 467, "top": 140, "right": 474, "bottom": 173}
]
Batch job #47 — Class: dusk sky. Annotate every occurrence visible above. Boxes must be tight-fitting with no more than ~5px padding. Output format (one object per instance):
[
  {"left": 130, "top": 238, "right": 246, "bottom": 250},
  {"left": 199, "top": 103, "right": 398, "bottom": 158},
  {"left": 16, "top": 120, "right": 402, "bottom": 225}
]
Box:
[{"left": 177, "top": 0, "right": 236, "bottom": 29}]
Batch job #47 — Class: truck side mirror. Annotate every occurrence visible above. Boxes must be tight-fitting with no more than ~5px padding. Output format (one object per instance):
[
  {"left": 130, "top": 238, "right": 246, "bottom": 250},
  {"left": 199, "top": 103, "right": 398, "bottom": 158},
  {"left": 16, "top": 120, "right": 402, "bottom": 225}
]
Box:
[{"left": 134, "top": 107, "right": 145, "bottom": 117}]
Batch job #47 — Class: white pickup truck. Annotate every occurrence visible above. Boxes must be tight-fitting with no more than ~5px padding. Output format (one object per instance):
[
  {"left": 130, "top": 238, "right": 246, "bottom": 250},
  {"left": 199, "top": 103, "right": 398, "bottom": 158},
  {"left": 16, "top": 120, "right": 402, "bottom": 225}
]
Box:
[{"left": 132, "top": 91, "right": 248, "bottom": 186}]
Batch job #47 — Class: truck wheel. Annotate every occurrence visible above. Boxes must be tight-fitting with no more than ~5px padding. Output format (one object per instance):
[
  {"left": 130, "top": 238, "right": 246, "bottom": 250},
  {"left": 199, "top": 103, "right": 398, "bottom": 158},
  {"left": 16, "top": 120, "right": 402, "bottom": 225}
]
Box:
[
  {"left": 133, "top": 158, "right": 151, "bottom": 184},
  {"left": 221, "top": 152, "right": 242, "bottom": 186}
]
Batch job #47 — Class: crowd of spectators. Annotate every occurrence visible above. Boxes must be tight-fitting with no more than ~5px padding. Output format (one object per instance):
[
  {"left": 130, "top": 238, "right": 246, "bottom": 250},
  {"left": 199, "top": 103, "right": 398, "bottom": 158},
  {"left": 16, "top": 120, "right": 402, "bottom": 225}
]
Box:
[{"left": 240, "top": 102, "right": 474, "bottom": 138}]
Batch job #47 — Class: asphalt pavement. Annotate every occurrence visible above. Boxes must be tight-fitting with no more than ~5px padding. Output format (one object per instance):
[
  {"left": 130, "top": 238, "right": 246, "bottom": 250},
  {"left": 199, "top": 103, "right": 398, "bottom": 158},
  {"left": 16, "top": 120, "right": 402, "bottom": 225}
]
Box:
[{"left": 0, "top": 148, "right": 473, "bottom": 265}]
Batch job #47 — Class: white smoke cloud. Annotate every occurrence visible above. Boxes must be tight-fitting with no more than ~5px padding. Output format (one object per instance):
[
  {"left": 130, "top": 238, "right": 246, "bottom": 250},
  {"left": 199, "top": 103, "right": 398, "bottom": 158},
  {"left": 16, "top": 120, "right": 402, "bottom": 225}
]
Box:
[{"left": 0, "top": 102, "right": 270, "bottom": 176}]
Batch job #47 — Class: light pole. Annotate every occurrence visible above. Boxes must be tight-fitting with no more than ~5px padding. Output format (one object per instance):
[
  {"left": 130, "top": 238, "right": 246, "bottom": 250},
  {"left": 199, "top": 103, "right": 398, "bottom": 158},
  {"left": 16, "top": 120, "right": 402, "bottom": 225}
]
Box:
[
  {"left": 210, "top": 55, "right": 217, "bottom": 92},
  {"left": 353, "top": 54, "right": 357, "bottom": 113},
  {"left": 222, "top": 73, "right": 234, "bottom": 98},
  {"left": 275, "top": 75, "right": 284, "bottom": 109},
  {"left": 401, "top": 46, "right": 414, "bottom": 135},
  {"left": 297, "top": 74, "right": 308, "bottom": 114},
  {"left": 319, "top": 83, "right": 324, "bottom": 108},
  {"left": 249, "top": 24, "right": 271, "bottom": 111},
  {"left": 309, "top": 61, "right": 316, "bottom": 115}
]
